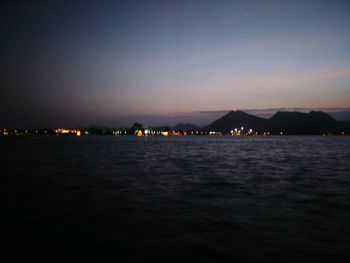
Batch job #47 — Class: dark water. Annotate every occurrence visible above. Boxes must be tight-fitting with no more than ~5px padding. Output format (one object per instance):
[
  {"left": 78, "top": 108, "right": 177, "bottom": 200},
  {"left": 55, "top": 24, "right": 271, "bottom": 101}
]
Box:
[{"left": 1, "top": 136, "right": 350, "bottom": 262}]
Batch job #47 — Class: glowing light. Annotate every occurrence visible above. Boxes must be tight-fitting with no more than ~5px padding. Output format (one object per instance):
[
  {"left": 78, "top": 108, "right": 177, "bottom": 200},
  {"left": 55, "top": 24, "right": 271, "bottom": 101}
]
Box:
[
  {"left": 280, "top": 132, "right": 283, "bottom": 135},
  {"left": 55, "top": 129, "right": 70, "bottom": 134},
  {"left": 145, "top": 129, "right": 149, "bottom": 135},
  {"left": 241, "top": 127, "right": 244, "bottom": 130},
  {"left": 137, "top": 130, "right": 143, "bottom": 136},
  {"left": 55, "top": 128, "right": 82, "bottom": 136},
  {"left": 161, "top": 131, "right": 169, "bottom": 136}
]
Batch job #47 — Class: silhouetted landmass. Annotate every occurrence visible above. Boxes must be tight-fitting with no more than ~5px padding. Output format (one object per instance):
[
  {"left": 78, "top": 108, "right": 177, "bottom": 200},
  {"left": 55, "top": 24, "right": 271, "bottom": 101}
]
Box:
[
  {"left": 340, "top": 120, "right": 350, "bottom": 131},
  {"left": 205, "top": 110, "right": 349, "bottom": 135},
  {"left": 1, "top": 110, "right": 349, "bottom": 136},
  {"left": 268, "top": 111, "right": 338, "bottom": 134},
  {"left": 173, "top": 123, "right": 200, "bottom": 132},
  {"left": 205, "top": 110, "right": 266, "bottom": 132}
]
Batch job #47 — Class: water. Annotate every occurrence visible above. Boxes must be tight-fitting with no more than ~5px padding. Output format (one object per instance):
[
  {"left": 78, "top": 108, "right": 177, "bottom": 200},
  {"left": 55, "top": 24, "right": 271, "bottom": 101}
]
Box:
[{"left": 1, "top": 136, "right": 350, "bottom": 262}]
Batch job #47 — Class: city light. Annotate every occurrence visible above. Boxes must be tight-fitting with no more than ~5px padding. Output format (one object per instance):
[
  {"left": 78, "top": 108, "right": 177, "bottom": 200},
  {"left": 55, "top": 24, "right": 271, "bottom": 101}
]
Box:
[
  {"left": 1, "top": 122, "right": 348, "bottom": 137},
  {"left": 55, "top": 129, "right": 81, "bottom": 135}
]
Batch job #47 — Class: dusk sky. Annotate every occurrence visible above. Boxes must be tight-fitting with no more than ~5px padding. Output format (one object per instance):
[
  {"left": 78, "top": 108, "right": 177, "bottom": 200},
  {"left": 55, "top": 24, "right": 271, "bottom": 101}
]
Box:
[{"left": 1, "top": 0, "right": 350, "bottom": 127}]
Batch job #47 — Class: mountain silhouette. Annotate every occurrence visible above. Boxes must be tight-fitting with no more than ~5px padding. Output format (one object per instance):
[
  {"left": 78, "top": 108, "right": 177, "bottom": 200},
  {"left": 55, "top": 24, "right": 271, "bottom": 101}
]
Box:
[
  {"left": 268, "top": 111, "right": 339, "bottom": 134},
  {"left": 204, "top": 110, "right": 267, "bottom": 132},
  {"left": 204, "top": 110, "right": 348, "bottom": 134}
]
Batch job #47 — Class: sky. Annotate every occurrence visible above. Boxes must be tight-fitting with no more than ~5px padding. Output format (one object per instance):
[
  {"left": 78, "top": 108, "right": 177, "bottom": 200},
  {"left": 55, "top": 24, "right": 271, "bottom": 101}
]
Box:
[{"left": 1, "top": 0, "right": 350, "bottom": 127}]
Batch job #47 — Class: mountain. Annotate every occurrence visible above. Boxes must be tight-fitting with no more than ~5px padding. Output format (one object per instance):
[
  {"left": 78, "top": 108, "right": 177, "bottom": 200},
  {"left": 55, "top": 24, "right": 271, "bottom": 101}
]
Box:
[
  {"left": 340, "top": 121, "right": 350, "bottom": 131},
  {"left": 204, "top": 110, "right": 348, "bottom": 134},
  {"left": 268, "top": 111, "right": 339, "bottom": 134},
  {"left": 173, "top": 123, "right": 200, "bottom": 132},
  {"left": 204, "top": 110, "right": 267, "bottom": 132}
]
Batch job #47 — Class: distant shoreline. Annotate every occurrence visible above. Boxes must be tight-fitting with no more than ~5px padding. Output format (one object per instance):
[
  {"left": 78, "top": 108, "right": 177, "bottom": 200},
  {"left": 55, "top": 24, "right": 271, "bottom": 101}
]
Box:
[{"left": 1, "top": 110, "right": 350, "bottom": 136}]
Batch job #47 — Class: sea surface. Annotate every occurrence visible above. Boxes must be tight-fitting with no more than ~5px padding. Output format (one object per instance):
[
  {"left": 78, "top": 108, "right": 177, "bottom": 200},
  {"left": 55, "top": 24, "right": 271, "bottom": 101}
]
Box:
[{"left": 1, "top": 136, "right": 350, "bottom": 262}]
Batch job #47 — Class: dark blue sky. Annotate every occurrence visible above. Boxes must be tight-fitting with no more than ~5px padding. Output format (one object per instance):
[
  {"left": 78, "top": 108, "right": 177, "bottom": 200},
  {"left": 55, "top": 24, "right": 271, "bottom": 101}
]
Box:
[{"left": 1, "top": 0, "right": 350, "bottom": 127}]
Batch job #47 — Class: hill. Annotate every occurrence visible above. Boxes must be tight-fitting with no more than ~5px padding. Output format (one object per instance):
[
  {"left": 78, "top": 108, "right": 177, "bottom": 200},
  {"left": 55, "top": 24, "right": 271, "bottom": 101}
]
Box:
[
  {"left": 204, "top": 110, "right": 267, "bottom": 133},
  {"left": 204, "top": 110, "right": 347, "bottom": 135}
]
